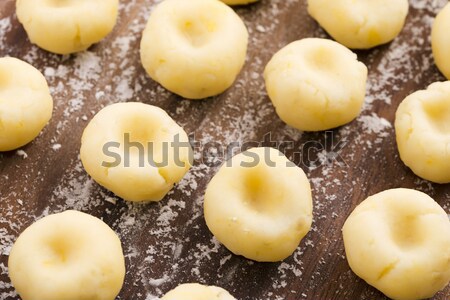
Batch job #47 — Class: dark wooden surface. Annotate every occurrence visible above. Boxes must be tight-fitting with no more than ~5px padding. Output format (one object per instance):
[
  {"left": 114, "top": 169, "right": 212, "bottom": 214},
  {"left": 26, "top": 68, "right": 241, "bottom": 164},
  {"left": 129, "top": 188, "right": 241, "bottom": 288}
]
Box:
[{"left": 0, "top": 0, "right": 449, "bottom": 299}]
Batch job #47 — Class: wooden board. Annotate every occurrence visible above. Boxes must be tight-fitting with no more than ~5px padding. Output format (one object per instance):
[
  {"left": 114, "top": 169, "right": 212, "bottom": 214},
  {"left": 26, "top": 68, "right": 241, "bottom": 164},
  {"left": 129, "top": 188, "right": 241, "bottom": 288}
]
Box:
[{"left": 0, "top": 0, "right": 449, "bottom": 299}]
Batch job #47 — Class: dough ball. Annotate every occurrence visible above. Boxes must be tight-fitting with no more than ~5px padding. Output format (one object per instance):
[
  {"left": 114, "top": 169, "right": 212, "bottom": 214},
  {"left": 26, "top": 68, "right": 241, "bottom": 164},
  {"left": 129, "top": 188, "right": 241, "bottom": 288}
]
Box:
[
  {"left": 16, "top": 0, "right": 119, "bottom": 54},
  {"left": 0, "top": 57, "right": 53, "bottom": 151},
  {"left": 221, "top": 0, "right": 258, "bottom": 5},
  {"left": 343, "top": 188, "right": 450, "bottom": 300},
  {"left": 307, "top": 0, "right": 409, "bottom": 49},
  {"left": 264, "top": 38, "right": 367, "bottom": 132},
  {"left": 204, "top": 147, "right": 313, "bottom": 262},
  {"left": 162, "top": 283, "right": 236, "bottom": 300},
  {"left": 395, "top": 81, "right": 450, "bottom": 183},
  {"left": 80, "top": 102, "right": 193, "bottom": 202},
  {"left": 432, "top": 3, "right": 450, "bottom": 80},
  {"left": 140, "top": 0, "right": 248, "bottom": 99},
  {"left": 8, "top": 210, "right": 125, "bottom": 300}
]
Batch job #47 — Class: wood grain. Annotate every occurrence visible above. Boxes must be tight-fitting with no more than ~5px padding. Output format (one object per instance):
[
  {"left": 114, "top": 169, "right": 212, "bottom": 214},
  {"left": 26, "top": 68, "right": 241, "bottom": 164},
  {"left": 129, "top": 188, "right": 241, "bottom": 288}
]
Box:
[{"left": 0, "top": 0, "right": 449, "bottom": 299}]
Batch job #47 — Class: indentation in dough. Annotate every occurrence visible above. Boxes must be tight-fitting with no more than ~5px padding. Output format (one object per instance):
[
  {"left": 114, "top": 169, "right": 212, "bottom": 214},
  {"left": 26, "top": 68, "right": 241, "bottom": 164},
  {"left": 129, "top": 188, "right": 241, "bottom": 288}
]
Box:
[
  {"left": 120, "top": 114, "right": 158, "bottom": 145},
  {"left": 242, "top": 169, "right": 279, "bottom": 214},
  {"left": 422, "top": 97, "right": 450, "bottom": 134},
  {"left": 114, "top": 115, "right": 170, "bottom": 171},
  {"left": 44, "top": 236, "right": 75, "bottom": 265},
  {"left": 388, "top": 213, "right": 424, "bottom": 249},
  {"left": 179, "top": 18, "right": 216, "bottom": 47},
  {"left": 45, "top": 0, "right": 77, "bottom": 8},
  {"left": 305, "top": 46, "right": 337, "bottom": 72}
]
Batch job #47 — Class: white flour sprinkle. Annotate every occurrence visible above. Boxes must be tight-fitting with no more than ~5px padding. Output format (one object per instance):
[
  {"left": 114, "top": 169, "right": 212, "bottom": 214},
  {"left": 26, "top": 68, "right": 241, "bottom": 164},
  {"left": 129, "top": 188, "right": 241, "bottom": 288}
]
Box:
[
  {"left": 0, "top": 17, "right": 11, "bottom": 52},
  {"left": 358, "top": 114, "right": 392, "bottom": 136},
  {"left": 52, "top": 144, "right": 62, "bottom": 151},
  {"left": 15, "top": 150, "right": 28, "bottom": 159}
]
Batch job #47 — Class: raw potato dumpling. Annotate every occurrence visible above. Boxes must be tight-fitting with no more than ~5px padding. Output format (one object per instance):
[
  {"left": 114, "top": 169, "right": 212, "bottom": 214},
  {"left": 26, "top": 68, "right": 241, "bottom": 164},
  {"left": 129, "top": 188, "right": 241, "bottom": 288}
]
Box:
[
  {"left": 264, "top": 38, "right": 367, "bottom": 132},
  {"left": 221, "top": 0, "right": 258, "bottom": 5},
  {"left": 395, "top": 81, "right": 450, "bottom": 183},
  {"left": 343, "top": 188, "right": 450, "bottom": 300},
  {"left": 16, "top": 0, "right": 119, "bottom": 54},
  {"left": 432, "top": 3, "right": 450, "bottom": 80},
  {"left": 204, "top": 147, "right": 313, "bottom": 262},
  {"left": 0, "top": 57, "right": 53, "bottom": 151},
  {"left": 307, "top": 0, "right": 409, "bottom": 49},
  {"left": 161, "top": 283, "right": 236, "bottom": 300},
  {"left": 8, "top": 210, "right": 126, "bottom": 300},
  {"left": 140, "top": 0, "right": 248, "bottom": 99},
  {"left": 80, "top": 102, "right": 193, "bottom": 202}
]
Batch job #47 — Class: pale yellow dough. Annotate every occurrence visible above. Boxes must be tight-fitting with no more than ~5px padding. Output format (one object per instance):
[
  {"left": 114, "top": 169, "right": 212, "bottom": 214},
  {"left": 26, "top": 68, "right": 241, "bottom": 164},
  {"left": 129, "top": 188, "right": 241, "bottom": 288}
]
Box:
[
  {"left": 16, "top": 0, "right": 118, "bottom": 54},
  {"left": 395, "top": 81, "right": 450, "bottom": 183},
  {"left": 432, "top": 3, "right": 450, "bottom": 80},
  {"left": 308, "top": 0, "right": 409, "bottom": 49},
  {"left": 343, "top": 188, "right": 450, "bottom": 300},
  {"left": 0, "top": 57, "right": 53, "bottom": 151},
  {"left": 221, "top": 0, "right": 258, "bottom": 5},
  {"left": 140, "top": 0, "right": 248, "bottom": 99},
  {"left": 80, "top": 102, "right": 193, "bottom": 202},
  {"left": 162, "top": 283, "right": 236, "bottom": 300},
  {"left": 204, "top": 147, "right": 312, "bottom": 262},
  {"left": 8, "top": 210, "right": 125, "bottom": 300},
  {"left": 264, "top": 38, "right": 367, "bottom": 132}
]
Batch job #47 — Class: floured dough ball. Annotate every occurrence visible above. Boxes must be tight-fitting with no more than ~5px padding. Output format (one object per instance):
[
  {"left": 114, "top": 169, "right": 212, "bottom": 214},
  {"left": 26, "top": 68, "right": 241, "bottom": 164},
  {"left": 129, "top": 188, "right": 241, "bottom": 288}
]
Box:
[
  {"left": 307, "top": 0, "right": 409, "bottom": 49},
  {"left": 140, "top": 0, "right": 248, "bottom": 99},
  {"left": 16, "top": 0, "right": 119, "bottom": 54},
  {"left": 432, "top": 3, "right": 450, "bottom": 80},
  {"left": 395, "top": 81, "right": 450, "bottom": 183},
  {"left": 0, "top": 57, "right": 53, "bottom": 151},
  {"left": 264, "top": 38, "right": 367, "bottom": 131},
  {"left": 343, "top": 188, "right": 450, "bottom": 300},
  {"left": 204, "top": 147, "right": 313, "bottom": 262},
  {"left": 162, "top": 283, "right": 236, "bottom": 300},
  {"left": 80, "top": 102, "right": 193, "bottom": 202},
  {"left": 221, "top": 0, "right": 258, "bottom": 5},
  {"left": 8, "top": 210, "right": 125, "bottom": 300}
]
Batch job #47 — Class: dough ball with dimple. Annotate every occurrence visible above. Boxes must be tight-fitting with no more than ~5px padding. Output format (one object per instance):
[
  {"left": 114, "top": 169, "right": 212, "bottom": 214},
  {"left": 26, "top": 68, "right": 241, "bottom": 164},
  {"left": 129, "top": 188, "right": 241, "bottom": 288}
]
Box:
[
  {"left": 140, "top": 0, "right": 248, "bottom": 99},
  {"left": 16, "top": 0, "right": 119, "bottom": 55},
  {"left": 395, "top": 81, "right": 450, "bottom": 183},
  {"left": 161, "top": 283, "right": 236, "bottom": 300},
  {"left": 264, "top": 38, "right": 367, "bottom": 132},
  {"left": 80, "top": 102, "right": 193, "bottom": 202},
  {"left": 8, "top": 210, "right": 125, "bottom": 300},
  {"left": 0, "top": 57, "right": 53, "bottom": 151},
  {"left": 343, "top": 188, "right": 450, "bottom": 300},
  {"left": 221, "top": 0, "right": 258, "bottom": 5},
  {"left": 432, "top": 3, "right": 450, "bottom": 80},
  {"left": 307, "top": 0, "right": 409, "bottom": 49},
  {"left": 204, "top": 147, "right": 313, "bottom": 262}
]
